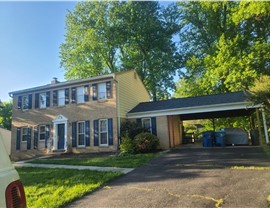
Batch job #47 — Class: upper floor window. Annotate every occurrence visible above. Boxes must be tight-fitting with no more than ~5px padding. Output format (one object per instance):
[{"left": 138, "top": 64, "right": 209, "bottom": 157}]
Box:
[
  {"left": 92, "top": 81, "right": 112, "bottom": 101},
  {"left": 58, "top": 90, "right": 65, "bottom": 106},
  {"left": 77, "top": 87, "right": 84, "bottom": 104},
  {"left": 18, "top": 94, "right": 32, "bottom": 111},
  {"left": 39, "top": 93, "right": 46, "bottom": 109}
]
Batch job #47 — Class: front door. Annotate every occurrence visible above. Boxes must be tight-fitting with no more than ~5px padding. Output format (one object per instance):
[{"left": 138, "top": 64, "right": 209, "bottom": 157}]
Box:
[{"left": 57, "top": 124, "right": 65, "bottom": 149}]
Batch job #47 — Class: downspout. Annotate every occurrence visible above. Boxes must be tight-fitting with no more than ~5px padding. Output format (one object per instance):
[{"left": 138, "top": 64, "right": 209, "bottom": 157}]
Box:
[
  {"left": 261, "top": 107, "right": 269, "bottom": 144},
  {"left": 113, "top": 75, "right": 121, "bottom": 148}
]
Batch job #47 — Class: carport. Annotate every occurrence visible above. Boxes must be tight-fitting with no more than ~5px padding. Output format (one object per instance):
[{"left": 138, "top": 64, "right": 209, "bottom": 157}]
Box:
[{"left": 127, "top": 91, "right": 269, "bottom": 148}]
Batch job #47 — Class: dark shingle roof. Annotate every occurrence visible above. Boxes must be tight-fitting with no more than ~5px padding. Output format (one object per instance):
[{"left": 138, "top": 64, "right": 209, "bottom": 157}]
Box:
[{"left": 128, "top": 91, "right": 250, "bottom": 114}]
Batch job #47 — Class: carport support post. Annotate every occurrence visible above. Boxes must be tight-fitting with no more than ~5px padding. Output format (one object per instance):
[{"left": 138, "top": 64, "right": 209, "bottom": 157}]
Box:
[
  {"left": 256, "top": 109, "right": 263, "bottom": 143},
  {"left": 261, "top": 107, "right": 269, "bottom": 144}
]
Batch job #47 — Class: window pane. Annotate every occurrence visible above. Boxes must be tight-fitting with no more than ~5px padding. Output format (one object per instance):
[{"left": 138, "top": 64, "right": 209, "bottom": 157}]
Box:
[
  {"left": 58, "top": 90, "right": 65, "bottom": 106},
  {"left": 78, "top": 122, "right": 85, "bottom": 134},
  {"left": 100, "top": 132, "right": 108, "bottom": 145},
  {"left": 77, "top": 87, "right": 84, "bottom": 103},
  {"left": 22, "top": 128, "right": 28, "bottom": 141},
  {"left": 143, "top": 119, "right": 151, "bottom": 132},
  {"left": 100, "top": 120, "right": 107, "bottom": 132},
  {"left": 40, "top": 93, "right": 46, "bottom": 109},
  {"left": 98, "top": 83, "right": 106, "bottom": 100},
  {"left": 78, "top": 134, "right": 85, "bottom": 146},
  {"left": 22, "top": 96, "right": 29, "bottom": 110}
]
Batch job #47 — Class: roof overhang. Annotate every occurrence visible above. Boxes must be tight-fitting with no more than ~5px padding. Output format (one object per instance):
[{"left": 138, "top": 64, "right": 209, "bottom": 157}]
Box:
[{"left": 127, "top": 102, "right": 261, "bottom": 120}]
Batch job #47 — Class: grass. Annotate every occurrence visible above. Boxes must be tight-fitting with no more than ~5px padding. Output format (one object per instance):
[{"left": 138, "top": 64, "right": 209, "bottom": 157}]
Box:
[
  {"left": 17, "top": 167, "right": 122, "bottom": 208},
  {"left": 28, "top": 153, "right": 159, "bottom": 168}
]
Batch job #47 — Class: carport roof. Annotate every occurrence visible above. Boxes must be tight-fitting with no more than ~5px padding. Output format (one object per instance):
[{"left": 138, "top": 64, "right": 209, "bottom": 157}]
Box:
[{"left": 127, "top": 91, "right": 259, "bottom": 120}]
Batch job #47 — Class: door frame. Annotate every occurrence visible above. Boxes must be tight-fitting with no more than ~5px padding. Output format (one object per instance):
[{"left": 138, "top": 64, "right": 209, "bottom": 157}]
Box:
[{"left": 52, "top": 115, "right": 68, "bottom": 150}]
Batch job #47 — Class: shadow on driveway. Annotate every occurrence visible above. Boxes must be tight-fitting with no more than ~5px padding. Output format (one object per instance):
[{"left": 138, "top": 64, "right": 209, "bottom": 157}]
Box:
[{"left": 67, "top": 146, "right": 270, "bottom": 208}]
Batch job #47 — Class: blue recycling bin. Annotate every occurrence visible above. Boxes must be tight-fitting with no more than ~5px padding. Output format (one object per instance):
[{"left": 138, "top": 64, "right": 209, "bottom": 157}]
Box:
[
  {"left": 202, "top": 131, "right": 214, "bottom": 147},
  {"left": 215, "top": 131, "right": 226, "bottom": 147}
]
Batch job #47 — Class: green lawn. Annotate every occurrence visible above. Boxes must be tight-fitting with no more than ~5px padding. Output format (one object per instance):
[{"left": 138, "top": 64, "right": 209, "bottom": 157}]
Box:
[
  {"left": 28, "top": 153, "right": 159, "bottom": 168},
  {"left": 17, "top": 167, "right": 122, "bottom": 208}
]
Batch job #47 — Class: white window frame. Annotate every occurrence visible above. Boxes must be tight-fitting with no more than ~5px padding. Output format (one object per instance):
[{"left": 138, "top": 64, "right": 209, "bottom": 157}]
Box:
[
  {"left": 39, "top": 93, "right": 46, "bottom": 109},
  {"left": 22, "top": 95, "right": 29, "bottom": 111},
  {"left": 77, "top": 121, "right": 86, "bottom": 147},
  {"left": 98, "top": 83, "right": 107, "bottom": 101},
  {"left": 39, "top": 125, "right": 46, "bottom": 141},
  {"left": 77, "top": 86, "right": 84, "bottom": 104},
  {"left": 99, "top": 119, "right": 108, "bottom": 146},
  {"left": 142, "top": 118, "right": 152, "bottom": 133},
  {"left": 58, "top": 90, "right": 65, "bottom": 106},
  {"left": 21, "top": 127, "right": 28, "bottom": 142}
]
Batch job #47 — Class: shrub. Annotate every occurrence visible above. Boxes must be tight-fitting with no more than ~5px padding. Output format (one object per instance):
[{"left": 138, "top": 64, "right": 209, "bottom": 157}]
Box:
[
  {"left": 134, "top": 132, "right": 160, "bottom": 153},
  {"left": 120, "top": 120, "right": 145, "bottom": 139},
  {"left": 120, "top": 133, "right": 135, "bottom": 154}
]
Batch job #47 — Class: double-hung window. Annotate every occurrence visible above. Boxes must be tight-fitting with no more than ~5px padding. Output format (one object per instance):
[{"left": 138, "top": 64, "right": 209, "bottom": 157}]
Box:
[
  {"left": 39, "top": 93, "right": 46, "bottom": 109},
  {"left": 39, "top": 125, "right": 46, "bottom": 140},
  {"left": 98, "top": 83, "right": 106, "bottom": 100},
  {"left": 142, "top": 118, "right": 152, "bottom": 133},
  {"left": 77, "top": 87, "right": 84, "bottom": 104},
  {"left": 58, "top": 90, "right": 65, "bottom": 106},
  {"left": 22, "top": 96, "right": 29, "bottom": 111},
  {"left": 77, "top": 121, "right": 85, "bottom": 146},
  {"left": 22, "top": 128, "right": 28, "bottom": 142},
  {"left": 99, "top": 119, "right": 108, "bottom": 146}
]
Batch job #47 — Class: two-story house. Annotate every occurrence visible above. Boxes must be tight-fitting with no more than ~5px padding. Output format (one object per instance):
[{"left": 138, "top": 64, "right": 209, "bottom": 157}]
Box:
[{"left": 9, "top": 70, "right": 150, "bottom": 160}]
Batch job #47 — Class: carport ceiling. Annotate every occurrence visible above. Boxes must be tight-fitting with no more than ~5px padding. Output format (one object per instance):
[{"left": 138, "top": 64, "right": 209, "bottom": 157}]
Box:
[{"left": 127, "top": 91, "right": 259, "bottom": 119}]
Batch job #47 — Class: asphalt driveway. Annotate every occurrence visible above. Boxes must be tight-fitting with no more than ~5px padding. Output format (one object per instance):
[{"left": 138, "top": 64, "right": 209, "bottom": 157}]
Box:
[{"left": 68, "top": 147, "right": 270, "bottom": 208}]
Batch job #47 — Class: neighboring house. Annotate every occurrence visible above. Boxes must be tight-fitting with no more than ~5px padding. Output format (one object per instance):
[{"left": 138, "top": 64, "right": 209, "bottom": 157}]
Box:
[
  {"left": 0, "top": 127, "right": 11, "bottom": 155},
  {"left": 9, "top": 70, "right": 150, "bottom": 160}
]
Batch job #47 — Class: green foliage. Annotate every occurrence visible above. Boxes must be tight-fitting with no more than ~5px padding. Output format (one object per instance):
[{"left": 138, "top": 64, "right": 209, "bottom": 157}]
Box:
[
  {"left": 134, "top": 132, "right": 160, "bottom": 153},
  {"left": 175, "top": 1, "right": 270, "bottom": 98},
  {"left": 0, "top": 100, "right": 12, "bottom": 130},
  {"left": 17, "top": 167, "right": 122, "bottom": 208},
  {"left": 120, "top": 120, "right": 145, "bottom": 139},
  {"left": 119, "top": 133, "right": 135, "bottom": 154},
  {"left": 60, "top": 1, "right": 180, "bottom": 100}
]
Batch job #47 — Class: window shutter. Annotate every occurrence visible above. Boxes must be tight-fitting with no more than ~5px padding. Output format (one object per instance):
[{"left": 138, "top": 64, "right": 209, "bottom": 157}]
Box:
[
  {"left": 28, "top": 94, "right": 32, "bottom": 109},
  {"left": 71, "top": 87, "right": 76, "bottom": 103},
  {"left": 46, "top": 91, "right": 50, "bottom": 107},
  {"left": 136, "top": 118, "right": 142, "bottom": 127},
  {"left": 27, "top": 127, "right": 32, "bottom": 150},
  {"left": 16, "top": 128, "right": 21, "bottom": 150},
  {"left": 53, "top": 90, "right": 58, "bottom": 106},
  {"left": 108, "top": 118, "right": 113, "bottom": 145},
  {"left": 72, "top": 122, "right": 77, "bottom": 147},
  {"left": 106, "top": 81, "right": 112, "bottom": 98},
  {"left": 18, "top": 96, "right": 22, "bottom": 110},
  {"left": 151, "top": 117, "right": 157, "bottom": 136},
  {"left": 35, "top": 93, "right": 39, "bottom": 109},
  {"left": 34, "top": 126, "right": 38, "bottom": 149},
  {"left": 85, "top": 120, "right": 90, "bottom": 146},
  {"left": 94, "top": 120, "right": 99, "bottom": 146},
  {"left": 84, "top": 85, "right": 89, "bottom": 102},
  {"left": 92, "top": 84, "right": 97, "bottom": 101},
  {"left": 45, "top": 125, "right": 50, "bottom": 148},
  {"left": 65, "top": 88, "right": 69, "bottom": 104}
]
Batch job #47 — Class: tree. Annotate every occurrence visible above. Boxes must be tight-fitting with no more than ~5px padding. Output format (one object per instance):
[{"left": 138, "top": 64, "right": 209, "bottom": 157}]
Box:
[
  {"left": 0, "top": 100, "right": 12, "bottom": 130},
  {"left": 60, "top": 1, "right": 180, "bottom": 100},
  {"left": 175, "top": 1, "right": 270, "bottom": 98}
]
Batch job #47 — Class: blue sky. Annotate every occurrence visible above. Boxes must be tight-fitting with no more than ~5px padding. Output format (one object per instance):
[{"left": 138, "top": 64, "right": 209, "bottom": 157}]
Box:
[{"left": 0, "top": 1, "right": 77, "bottom": 102}]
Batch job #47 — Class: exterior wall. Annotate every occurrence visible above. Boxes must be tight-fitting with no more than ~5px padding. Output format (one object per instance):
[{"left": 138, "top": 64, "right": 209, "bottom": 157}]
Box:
[
  {"left": 10, "top": 77, "right": 118, "bottom": 161},
  {"left": 116, "top": 70, "right": 150, "bottom": 118},
  {"left": 167, "top": 115, "right": 182, "bottom": 148},
  {"left": 0, "top": 128, "right": 11, "bottom": 155},
  {"left": 156, "top": 116, "right": 170, "bottom": 149}
]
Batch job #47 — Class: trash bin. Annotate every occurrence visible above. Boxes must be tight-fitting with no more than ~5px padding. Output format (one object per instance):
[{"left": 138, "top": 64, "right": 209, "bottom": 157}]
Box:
[
  {"left": 202, "top": 131, "right": 214, "bottom": 147},
  {"left": 250, "top": 130, "right": 260, "bottom": 146},
  {"left": 215, "top": 131, "right": 226, "bottom": 147}
]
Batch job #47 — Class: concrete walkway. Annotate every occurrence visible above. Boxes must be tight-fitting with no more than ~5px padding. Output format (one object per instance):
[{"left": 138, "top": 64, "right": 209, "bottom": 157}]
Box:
[{"left": 13, "top": 161, "right": 134, "bottom": 174}]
